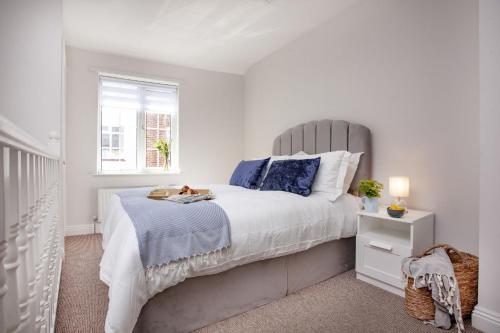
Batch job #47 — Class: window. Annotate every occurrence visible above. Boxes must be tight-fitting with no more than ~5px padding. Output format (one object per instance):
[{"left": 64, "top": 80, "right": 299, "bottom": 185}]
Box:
[{"left": 98, "top": 75, "right": 179, "bottom": 173}]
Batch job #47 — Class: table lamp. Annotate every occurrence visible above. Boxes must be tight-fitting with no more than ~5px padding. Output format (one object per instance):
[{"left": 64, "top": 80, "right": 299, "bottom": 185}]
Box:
[{"left": 389, "top": 176, "right": 409, "bottom": 212}]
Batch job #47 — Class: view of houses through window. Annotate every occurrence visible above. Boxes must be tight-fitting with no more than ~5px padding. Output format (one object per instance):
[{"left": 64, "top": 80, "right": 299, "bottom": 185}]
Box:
[
  {"left": 98, "top": 75, "right": 178, "bottom": 173},
  {"left": 101, "top": 125, "right": 125, "bottom": 162}
]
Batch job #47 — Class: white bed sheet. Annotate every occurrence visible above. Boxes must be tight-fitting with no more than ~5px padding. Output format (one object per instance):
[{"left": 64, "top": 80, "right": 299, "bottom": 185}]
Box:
[{"left": 100, "top": 185, "right": 360, "bottom": 333}]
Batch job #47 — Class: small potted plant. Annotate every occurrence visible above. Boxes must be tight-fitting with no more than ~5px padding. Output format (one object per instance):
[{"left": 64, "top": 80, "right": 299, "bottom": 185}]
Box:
[
  {"left": 358, "top": 179, "right": 384, "bottom": 213},
  {"left": 154, "top": 138, "right": 170, "bottom": 171}
]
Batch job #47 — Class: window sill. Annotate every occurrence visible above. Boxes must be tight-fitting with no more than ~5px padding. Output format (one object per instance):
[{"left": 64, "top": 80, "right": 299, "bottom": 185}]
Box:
[{"left": 93, "top": 169, "right": 182, "bottom": 176}]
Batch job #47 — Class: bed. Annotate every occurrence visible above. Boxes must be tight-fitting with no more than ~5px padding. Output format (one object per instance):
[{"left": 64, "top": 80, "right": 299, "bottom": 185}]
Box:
[{"left": 100, "top": 119, "right": 371, "bottom": 333}]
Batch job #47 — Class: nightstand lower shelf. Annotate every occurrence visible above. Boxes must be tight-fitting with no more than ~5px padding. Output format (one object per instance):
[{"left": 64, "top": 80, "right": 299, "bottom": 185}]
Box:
[{"left": 356, "top": 272, "right": 405, "bottom": 297}]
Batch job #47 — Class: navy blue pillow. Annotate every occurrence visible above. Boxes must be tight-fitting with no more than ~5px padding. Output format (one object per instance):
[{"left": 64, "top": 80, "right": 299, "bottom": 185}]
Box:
[
  {"left": 229, "top": 158, "right": 271, "bottom": 189},
  {"left": 260, "top": 158, "right": 321, "bottom": 197}
]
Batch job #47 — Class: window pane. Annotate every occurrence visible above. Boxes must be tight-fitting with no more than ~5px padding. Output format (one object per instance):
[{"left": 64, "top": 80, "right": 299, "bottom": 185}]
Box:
[
  {"left": 112, "top": 133, "right": 120, "bottom": 148},
  {"left": 146, "top": 112, "right": 158, "bottom": 128},
  {"left": 146, "top": 150, "right": 159, "bottom": 168},
  {"left": 146, "top": 128, "right": 159, "bottom": 168},
  {"left": 102, "top": 148, "right": 111, "bottom": 159},
  {"left": 159, "top": 114, "right": 169, "bottom": 128},
  {"left": 146, "top": 130, "right": 157, "bottom": 148},
  {"left": 101, "top": 106, "right": 137, "bottom": 171},
  {"left": 159, "top": 153, "right": 166, "bottom": 167},
  {"left": 102, "top": 133, "right": 110, "bottom": 147},
  {"left": 145, "top": 111, "right": 171, "bottom": 169}
]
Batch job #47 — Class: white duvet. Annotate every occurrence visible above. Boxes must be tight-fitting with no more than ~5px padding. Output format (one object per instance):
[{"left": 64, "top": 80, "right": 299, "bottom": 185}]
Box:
[{"left": 100, "top": 185, "right": 360, "bottom": 333}]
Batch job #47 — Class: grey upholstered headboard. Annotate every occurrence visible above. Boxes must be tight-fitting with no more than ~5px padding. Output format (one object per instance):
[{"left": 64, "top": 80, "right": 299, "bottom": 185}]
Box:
[{"left": 272, "top": 120, "right": 371, "bottom": 193}]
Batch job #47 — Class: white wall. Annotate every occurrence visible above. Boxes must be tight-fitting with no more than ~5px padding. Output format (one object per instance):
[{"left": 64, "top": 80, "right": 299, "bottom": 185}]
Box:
[
  {"left": 0, "top": 0, "right": 63, "bottom": 145},
  {"left": 244, "top": 0, "right": 479, "bottom": 254},
  {"left": 65, "top": 47, "right": 244, "bottom": 228},
  {"left": 472, "top": 1, "right": 500, "bottom": 331}
]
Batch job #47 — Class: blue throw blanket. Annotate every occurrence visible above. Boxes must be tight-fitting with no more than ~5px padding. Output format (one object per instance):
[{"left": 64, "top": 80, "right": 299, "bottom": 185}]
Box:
[{"left": 117, "top": 188, "right": 231, "bottom": 269}]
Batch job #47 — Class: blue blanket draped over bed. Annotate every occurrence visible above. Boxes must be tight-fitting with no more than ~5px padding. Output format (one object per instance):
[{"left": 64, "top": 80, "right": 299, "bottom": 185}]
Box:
[{"left": 117, "top": 188, "right": 231, "bottom": 268}]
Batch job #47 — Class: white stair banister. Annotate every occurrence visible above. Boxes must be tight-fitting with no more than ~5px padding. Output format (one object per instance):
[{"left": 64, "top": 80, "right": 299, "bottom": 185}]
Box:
[{"left": 0, "top": 116, "right": 63, "bottom": 333}]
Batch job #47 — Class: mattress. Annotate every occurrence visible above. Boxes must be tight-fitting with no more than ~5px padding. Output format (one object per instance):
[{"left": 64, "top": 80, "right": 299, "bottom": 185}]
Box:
[{"left": 100, "top": 185, "right": 360, "bottom": 333}]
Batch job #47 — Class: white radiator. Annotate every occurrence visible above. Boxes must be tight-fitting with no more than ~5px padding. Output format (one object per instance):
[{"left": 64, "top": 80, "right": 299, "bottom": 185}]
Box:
[
  {"left": 98, "top": 185, "right": 178, "bottom": 225},
  {"left": 98, "top": 187, "right": 133, "bottom": 223}
]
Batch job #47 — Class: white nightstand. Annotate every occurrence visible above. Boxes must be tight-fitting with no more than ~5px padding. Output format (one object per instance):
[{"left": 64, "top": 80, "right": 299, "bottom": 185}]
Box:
[{"left": 355, "top": 207, "right": 434, "bottom": 297}]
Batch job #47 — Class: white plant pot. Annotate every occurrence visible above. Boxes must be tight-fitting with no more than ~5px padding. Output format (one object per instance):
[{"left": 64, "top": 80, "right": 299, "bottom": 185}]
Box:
[{"left": 362, "top": 197, "right": 379, "bottom": 213}]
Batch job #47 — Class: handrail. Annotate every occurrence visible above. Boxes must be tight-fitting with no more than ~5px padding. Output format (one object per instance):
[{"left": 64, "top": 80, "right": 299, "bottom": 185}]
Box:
[{"left": 0, "top": 115, "right": 58, "bottom": 159}]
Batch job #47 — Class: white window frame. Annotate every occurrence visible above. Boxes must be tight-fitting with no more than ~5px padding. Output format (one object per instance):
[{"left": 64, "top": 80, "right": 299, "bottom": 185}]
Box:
[{"left": 96, "top": 73, "right": 180, "bottom": 175}]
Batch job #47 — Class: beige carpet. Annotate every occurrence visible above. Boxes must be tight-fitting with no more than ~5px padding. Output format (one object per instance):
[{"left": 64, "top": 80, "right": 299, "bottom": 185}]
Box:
[{"left": 56, "top": 234, "right": 480, "bottom": 333}]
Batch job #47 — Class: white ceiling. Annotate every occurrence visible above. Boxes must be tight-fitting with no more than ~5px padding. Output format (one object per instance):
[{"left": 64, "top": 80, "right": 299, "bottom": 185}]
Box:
[{"left": 63, "top": 0, "right": 355, "bottom": 74}]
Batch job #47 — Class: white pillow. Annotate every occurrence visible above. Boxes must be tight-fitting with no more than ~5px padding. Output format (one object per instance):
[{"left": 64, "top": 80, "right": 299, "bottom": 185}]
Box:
[
  {"left": 263, "top": 150, "right": 350, "bottom": 202},
  {"left": 310, "top": 151, "right": 350, "bottom": 201},
  {"left": 343, "top": 152, "right": 363, "bottom": 193},
  {"left": 295, "top": 151, "right": 363, "bottom": 193}
]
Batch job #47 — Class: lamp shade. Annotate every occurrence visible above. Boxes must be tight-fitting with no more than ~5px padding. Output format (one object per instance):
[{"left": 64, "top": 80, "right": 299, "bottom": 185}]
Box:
[{"left": 389, "top": 177, "right": 409, "bottom": 197}]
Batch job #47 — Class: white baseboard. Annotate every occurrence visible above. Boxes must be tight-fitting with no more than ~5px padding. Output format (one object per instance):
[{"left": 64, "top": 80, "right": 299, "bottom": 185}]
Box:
[
  {"left": 472, "top": 305, "right": 500, "bottom": 333},
  {"left": 65, "top": 223, "right": 101, "bottom": 236}
]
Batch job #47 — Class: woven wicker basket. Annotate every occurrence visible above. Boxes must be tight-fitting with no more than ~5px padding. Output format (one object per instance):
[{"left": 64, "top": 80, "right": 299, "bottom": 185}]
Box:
[{"left": 405, "top": 244, "right": 479, "bottom": 321}]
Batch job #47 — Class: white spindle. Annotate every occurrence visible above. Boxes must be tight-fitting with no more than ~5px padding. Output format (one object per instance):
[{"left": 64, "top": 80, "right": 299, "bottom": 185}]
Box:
[
  {"left": 31, "top": 154, "right": 42, "bottom": 328},
  {"left": 41, "top": 158, "right": 47, "bottom": 245},
  {"left": 34, "top": 157, "right": 45, "bottom": 332},
  {"left": 0, "top": 144, "right": 8, "bottom": 333},
  {"left": 20, "top": 153, "right": 34, "bottom": 325},
  {"left": 35, "top": 155, "right": 42, "bottom": 263},
  {"left": 3, "top": 146, "right": 22, "bottom": 332},
  {"left": 27, "top": 153, "right": 37, "bottom": 329},
  {"left": 15, "top": 149, "right": 30, "bottom": 332}
]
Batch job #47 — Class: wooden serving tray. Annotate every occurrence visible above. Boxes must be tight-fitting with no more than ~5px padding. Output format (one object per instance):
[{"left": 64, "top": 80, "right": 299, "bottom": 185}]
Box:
[{"left": 147, "top": 188, "right": 211, "bottom": 200}]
